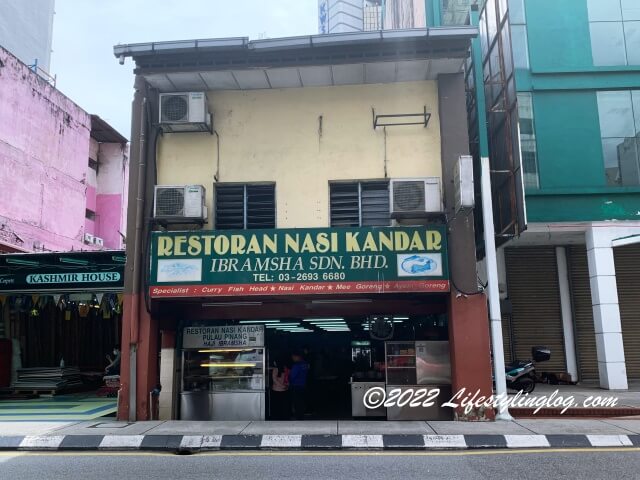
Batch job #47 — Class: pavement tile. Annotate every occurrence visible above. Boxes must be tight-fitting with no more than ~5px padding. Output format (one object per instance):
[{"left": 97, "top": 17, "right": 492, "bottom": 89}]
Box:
[
  {"left": 516, "top": 419, "right": 631, "bottom": 435},
  {"left": 59, "top": 435, "right": 104, "bottom": 450},
  {"left": 243, "top": 421, "right": 336, "bottom": 435},
  {"left": 430, "top": 420, "right": 531, "bottom": 435},
  {"left": 301, "top": 435, "right": 342, "bottom": 450},
  {"left": 464, "top": 435, "right": 507, "bottom": 449},
  {"left": 147, "top": 421, "right": 249, "bottom": 436},
  {"left": 339, "top": 421, "right": 433, "bottom": 435},
  {"left": 220, "top": 435, "right": 262, "bottom": 449},
  {"left": 382, "top": 434, "right": 425, "bottom": 449},
  {"left": 545, "top": 435, "right": 591, "bottom": 448},
  {"left": 600, "top": 419, "right": 640, "bottom": 434}
]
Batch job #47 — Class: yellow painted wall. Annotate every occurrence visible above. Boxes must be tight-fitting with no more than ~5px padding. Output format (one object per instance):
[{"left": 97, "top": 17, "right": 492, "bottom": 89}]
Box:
[{"left": 157, "top": 81, "right": 441, "bottom": 228}]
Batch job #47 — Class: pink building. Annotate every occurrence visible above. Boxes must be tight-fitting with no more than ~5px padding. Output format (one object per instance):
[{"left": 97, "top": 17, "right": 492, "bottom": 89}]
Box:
[{"left": 0, "top": 46, "right": 128, "bottom": 253}]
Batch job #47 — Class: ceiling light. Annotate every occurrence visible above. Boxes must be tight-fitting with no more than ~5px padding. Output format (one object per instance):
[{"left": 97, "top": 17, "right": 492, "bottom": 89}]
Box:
[
  {"left": 59, "top": 257, "right": 89, "bottom": 266},
  {"left": 394, "top": 316, "right": 409, "bottom": 320},
  {"left": 5, "top": 258, "right": 40, "bottom": 267},
  {"left": 238, "top": 320, "right": 280, "bottom": 323},
  {"left": 304, "top": 318, "right": 343, "bottom": 322}
]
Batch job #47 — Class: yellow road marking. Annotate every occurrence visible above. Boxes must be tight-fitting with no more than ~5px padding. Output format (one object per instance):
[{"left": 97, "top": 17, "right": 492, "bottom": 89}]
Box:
[{"left": 0, "top": 447, "right": 638, "bottom": 457}]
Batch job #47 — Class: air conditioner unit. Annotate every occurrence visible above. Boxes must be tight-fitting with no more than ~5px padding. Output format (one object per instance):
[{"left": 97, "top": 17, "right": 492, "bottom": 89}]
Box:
[
  {"left": 93, "top": 237, "right": 104, "bottom": 247},
  {"left": 154, "top": 185, "right": 208, "bottom": 222},
  {"left": 84, "top": 233, "right": 95, "bottom": 244},
  {"left": 159, "top": 92, "right": 212, "bottom": 133},
  {"left": 390, "top": 178, "right": 442, "bottom": 215}
]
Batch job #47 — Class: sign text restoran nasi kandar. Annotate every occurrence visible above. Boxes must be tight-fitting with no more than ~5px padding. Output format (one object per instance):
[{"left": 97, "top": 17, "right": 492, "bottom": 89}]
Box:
[{"left": 156, "top": 230, "right": 443, "bottom": 257}]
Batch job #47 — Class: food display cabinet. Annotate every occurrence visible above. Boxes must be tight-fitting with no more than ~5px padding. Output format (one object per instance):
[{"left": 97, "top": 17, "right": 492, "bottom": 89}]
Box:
[
  {"left": 180, "top": 347, "right": 266, "bottom": 421},
  {"left": 384, "top": 341, "right": 452, "bottom": 420}
]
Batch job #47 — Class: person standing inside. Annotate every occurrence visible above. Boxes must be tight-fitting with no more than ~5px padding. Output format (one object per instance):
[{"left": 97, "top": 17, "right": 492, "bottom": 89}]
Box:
[
  {"left": 289, "top": 351, "right": 310, "bottom": 420},
  {"left": 270, "top": 358, "right": 290, "bottom": 420}
]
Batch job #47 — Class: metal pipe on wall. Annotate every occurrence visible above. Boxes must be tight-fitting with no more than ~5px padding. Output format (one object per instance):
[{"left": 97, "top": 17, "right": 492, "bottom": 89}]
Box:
[{"left": 481, "top": 156, "right": 512, "bottom": 421}]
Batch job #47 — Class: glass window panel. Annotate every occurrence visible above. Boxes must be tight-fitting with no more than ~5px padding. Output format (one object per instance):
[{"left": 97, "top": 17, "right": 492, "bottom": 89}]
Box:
[
  {"left": 588, "top": 0, "right": 622, "bottom": 21},
  {"left": 487, "top": 0, "right": 498, "bottom": 42},
  {"left": 511, "top": 25, "right": 530, "bottom": 69},
  {"left": 498, "top": 0, "right": 509, "bottom": 23},
  {"left": 502, "top": 22, "right": 514, "bottom": 79},
  {"left": 632, "top": 91, "right": 640, "bottom": 134},
  {"left": 597, "top": 91, "right": 635, "bottom": 138},
  {"left": 508, "top": 0, "right": 526, "bottom": 24},
  {"left": 590, "top": 22, "right": 627, "bottom": 66},
  {"left": 601, "top": 138, "right": 624, "bottom": 186},
  {"left": 618, "top": 138, "right": 640, "bottom": 186},
  {"left": 622, "top": 0, "right": 640, "bottom": 21},
  {"left": 624, "top": 21, "right": 640, "bottom": 65}
]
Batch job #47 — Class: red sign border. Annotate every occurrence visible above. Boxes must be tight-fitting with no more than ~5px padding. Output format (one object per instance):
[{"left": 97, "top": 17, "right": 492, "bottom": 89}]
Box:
[{"left": 150, "top": 280, "right": 450, "bottom": 298}]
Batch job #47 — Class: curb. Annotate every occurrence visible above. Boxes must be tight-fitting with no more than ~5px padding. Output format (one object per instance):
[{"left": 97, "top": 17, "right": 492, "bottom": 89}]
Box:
[{"left": 0, "top": 434, "right": 638, "bottom": 452}]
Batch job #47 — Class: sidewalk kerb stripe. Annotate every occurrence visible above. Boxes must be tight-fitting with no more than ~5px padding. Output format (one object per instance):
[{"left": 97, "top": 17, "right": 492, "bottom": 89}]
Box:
[
  {"left": 423, "top": 435, "right": 467, "bottom": 449},
  {"left": 587, "top": 435, "right": 633, "bottom": 447},
  {"left": 200, "top": 435, "right": 223, "bottom": 449},
  {"left": 19, "top": 436, "right": 65, "bottom": 450},
  {"left": 342, "top": 435, "right": 384, "bottom": 449},
  {"left": 179, "top": 435, "right": 204, "bottom": 450},
  {"left": 98, "top": 435, "right": 144, "bottom": 450},
  {"left": 504, "top": 435, "right": 550, "bottom": 449},
  {"left": 260, "top": 435, "right": 302, "bottom": 448}
]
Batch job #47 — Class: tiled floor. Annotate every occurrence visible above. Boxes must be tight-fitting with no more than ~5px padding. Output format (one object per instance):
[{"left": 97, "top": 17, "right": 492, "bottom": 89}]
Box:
[{"left": 0, "top": 394, "right": 117, "bottom": 421}]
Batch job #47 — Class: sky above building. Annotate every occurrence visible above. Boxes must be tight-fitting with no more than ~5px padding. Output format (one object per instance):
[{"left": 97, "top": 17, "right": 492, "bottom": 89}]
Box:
[{"left": 51, "top": 0, "right": 318, "bottom": 140}]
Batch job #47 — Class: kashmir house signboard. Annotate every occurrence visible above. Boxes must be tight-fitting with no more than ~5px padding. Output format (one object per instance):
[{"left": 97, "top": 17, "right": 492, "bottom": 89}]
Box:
[{"left": 149, "top": 226, "right": 449, "bottom": 298}]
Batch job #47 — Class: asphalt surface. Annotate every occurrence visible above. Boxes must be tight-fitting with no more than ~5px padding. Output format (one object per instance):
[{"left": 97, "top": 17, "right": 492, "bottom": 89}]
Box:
[{"left": 1, "top": 449, "right": 640, "bottom": 480}]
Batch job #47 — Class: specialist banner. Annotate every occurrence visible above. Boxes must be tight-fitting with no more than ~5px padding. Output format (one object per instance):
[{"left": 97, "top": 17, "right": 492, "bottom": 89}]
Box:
[{"left": 149, "top": 226, "right": 449, "bottom": 298}]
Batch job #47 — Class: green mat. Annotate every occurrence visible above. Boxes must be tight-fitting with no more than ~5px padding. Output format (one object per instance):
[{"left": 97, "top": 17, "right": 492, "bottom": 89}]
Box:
[{"left": 0, "top": 394, "right": 117, "bottom": 421}]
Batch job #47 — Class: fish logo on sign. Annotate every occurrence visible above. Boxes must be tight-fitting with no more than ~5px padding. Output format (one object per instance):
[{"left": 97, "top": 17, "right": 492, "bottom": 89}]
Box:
[{"left": 397, "top": 254, "right": 442, "bottom": 277}]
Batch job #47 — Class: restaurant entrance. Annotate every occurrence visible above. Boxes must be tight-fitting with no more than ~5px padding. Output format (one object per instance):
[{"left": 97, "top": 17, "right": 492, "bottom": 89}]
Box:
[{"left": 173, "top": 294, "right": 452, "bottom": 422}]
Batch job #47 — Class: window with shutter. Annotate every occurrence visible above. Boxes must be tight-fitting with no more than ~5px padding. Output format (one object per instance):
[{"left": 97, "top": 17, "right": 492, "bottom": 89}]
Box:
[
  {"left": 215, "top": 183, "right": 275, "bottom": 229},
  {"left": 330, "top": 181, "right": 390, "bottom": 227}
]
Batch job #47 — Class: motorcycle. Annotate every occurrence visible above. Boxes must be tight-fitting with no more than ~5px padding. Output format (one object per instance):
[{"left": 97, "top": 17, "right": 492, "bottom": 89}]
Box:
[{"left": 504, "top": 346, "right": 551, "bottom": 394}]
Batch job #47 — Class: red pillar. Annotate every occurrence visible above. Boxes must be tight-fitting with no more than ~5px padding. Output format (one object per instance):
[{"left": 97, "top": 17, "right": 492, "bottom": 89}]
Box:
[
  {"left": 448, "top": 292, "right": 495, "bottom": 421},
  {"left": 117, "top": 293, "right": 159, "bottom": 421}
]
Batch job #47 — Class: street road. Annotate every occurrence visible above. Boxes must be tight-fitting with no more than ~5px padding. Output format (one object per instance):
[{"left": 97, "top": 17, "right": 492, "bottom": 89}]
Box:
[{"left": 1, "top": 449, "right": 639, "bottom": 479}]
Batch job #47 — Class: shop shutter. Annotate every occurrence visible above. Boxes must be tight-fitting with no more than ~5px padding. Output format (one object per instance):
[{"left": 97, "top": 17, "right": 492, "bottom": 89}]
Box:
[
  {"left": 614, "top": 244, "right": 640, "bottom": 379},
  {"left": 329, "top": 183, "right": 359, "bottom": 227},
  {"left": 505, "top": 247, "right": 567, "bottom": 371},
  {"left": 360, "top": 181, "right": 390, "bottom": 226},
  {"left": 502, "top": 312, "right": 514, "bottom": 364},
  {"left": 246, "top": 184, "right": 276, "bottom": 229},
  {"left": 567, "top": 246, "right": 599, "bottom": 381}
]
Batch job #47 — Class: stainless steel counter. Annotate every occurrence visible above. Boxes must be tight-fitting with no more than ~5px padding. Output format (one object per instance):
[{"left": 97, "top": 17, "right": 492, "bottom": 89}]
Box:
[
  {"left": 180, "top": 391, "right": 265, "bottom": 421},
  {"left": 351, "top": 382, "right": 386, "bottom": 417}
]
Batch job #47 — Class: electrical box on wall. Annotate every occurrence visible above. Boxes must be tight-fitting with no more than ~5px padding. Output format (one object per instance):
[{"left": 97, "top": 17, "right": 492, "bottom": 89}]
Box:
[{"left": 454, "top": 155, "right": 474, "bottom": 213}]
